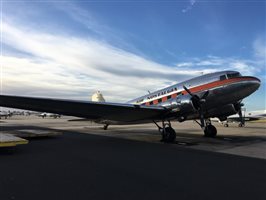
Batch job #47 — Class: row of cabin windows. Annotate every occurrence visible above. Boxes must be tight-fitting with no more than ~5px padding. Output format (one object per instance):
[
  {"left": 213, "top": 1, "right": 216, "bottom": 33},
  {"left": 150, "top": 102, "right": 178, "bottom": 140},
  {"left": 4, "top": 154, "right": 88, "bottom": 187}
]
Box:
[{"left": 143, "top": 92, "right": 181, "bottom": 106}]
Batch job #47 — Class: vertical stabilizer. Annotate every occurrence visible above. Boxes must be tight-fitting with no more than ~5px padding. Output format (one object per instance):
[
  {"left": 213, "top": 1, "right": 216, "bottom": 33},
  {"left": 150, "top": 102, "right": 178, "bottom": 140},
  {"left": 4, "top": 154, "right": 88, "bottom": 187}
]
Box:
[{"left": 91, "top": 91, "right": 105, "bottom": 102}]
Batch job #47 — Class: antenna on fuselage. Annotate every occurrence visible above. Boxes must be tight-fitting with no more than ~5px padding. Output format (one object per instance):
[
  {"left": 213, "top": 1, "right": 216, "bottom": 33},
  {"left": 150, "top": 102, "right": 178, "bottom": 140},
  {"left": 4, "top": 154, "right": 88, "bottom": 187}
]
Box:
[{"left": 148, "top": 90, "right": 151, "bottom": 94}]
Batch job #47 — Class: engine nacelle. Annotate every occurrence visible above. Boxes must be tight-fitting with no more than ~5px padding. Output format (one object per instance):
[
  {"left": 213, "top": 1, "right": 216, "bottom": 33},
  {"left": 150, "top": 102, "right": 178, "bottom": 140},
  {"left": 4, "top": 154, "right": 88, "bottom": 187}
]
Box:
[
  {"left": 206, "top": 104, "right": 237, "bottom": 118},
  {"left": 162, "top": 95, "right": 198, "bottom": 116}
]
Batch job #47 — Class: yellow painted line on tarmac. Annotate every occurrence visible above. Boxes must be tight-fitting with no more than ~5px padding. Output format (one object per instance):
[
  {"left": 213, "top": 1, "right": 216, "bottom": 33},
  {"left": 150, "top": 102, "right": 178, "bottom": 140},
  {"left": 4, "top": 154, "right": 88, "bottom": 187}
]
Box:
[
  {"left": 0, "top": 133, "right": 29, "bottom": 147},
  {"left": 0, "top": 140, "right": 29, "bottom": 147}
]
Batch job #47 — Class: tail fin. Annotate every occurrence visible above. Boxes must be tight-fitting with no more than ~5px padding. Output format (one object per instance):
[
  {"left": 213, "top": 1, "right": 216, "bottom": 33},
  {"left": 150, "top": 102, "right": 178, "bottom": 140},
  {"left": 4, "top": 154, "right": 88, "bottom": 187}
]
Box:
[{"left": 91, "top": 91, "right": 105, "bottom": 102}]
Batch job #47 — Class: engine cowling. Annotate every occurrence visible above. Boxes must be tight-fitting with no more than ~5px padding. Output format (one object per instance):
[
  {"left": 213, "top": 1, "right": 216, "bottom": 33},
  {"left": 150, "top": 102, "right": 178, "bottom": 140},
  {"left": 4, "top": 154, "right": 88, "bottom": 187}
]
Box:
[
  {"left": 162, "top": 95, "right": 198, "bottom": 116},
  {"left": 206, "top": 104, "right": 238, "bottom": 118}
]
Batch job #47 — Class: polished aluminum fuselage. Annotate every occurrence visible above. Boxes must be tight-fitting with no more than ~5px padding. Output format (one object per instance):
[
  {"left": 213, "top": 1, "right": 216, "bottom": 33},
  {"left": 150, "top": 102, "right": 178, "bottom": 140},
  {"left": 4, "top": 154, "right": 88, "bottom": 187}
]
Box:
[{"left": 124, "top": 70, "right": 260, "bottom": 123}]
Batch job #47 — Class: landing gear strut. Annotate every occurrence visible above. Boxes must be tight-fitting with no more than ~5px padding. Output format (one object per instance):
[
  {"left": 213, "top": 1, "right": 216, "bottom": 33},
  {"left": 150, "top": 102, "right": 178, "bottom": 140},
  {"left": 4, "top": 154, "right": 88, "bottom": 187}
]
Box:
[
  {"left": 195, "top": 118, "right": 217, "bottom": 137},
  {"left": 153, "top": 120, "right": 176, "bottom": 143},
  {"left": 234, "top": 102, "right": 245, "bottom": 127},
  {"left": 238, "top": 107, "right": 245, "bottom": 127}
]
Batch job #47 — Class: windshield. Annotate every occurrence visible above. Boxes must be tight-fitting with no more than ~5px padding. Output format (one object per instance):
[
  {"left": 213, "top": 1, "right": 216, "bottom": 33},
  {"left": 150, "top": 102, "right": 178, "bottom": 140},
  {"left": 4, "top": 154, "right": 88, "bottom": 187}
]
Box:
[{"left": 227, "top": 72, "right": 241, "bottom": 79}]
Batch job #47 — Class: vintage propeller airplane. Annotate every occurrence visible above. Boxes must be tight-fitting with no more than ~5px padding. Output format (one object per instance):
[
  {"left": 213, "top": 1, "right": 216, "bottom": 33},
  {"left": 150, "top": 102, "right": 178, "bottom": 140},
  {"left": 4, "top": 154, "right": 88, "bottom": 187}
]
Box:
[{"left": 0, "top": 70, "right": 260, "bottom": 143}]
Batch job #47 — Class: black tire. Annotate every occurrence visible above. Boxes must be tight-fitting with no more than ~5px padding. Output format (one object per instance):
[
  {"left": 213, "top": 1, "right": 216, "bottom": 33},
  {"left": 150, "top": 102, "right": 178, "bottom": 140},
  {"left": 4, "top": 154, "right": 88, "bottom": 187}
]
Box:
[
  {"left": 238, "top": 123, "right": 244, "bottom": 127},
  {"left": 162, "top": 127, "right": 176, "bottom": 143},
  {"left": 103, "top": 124, "right": 109, "bottom": 130},
  {"left": 224, "top": 124, "right": 229, "bottom": 127},
  {"left": 204, "top": 125, "right": 217, "bottom": 137}
]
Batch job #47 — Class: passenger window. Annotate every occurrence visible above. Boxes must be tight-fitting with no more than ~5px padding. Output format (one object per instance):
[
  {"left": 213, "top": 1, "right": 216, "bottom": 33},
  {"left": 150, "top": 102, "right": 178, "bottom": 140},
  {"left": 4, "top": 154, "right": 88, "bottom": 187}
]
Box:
[{"left": 220, "top": 75, "right": 226, "bottom": 80}]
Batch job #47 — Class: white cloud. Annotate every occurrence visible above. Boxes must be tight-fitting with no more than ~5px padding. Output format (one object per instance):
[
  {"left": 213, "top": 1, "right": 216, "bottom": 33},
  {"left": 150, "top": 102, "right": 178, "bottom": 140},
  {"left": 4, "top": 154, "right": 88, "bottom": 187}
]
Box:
[
  {"left": 253, "top": 36, "right": 266, "bottom": 60},
  {"left": 53, "top": 2, "right": 106, "bottom": 36},
  {"left": 182, "top": 0, "right": 197, "bottom": 13},
  {"left": 252, "top": 36, "right": 266, "bottom": 80},
  {"left": 230, "top": 61, "right": 257, "bottom": 75},
  {"left": 176, "top": 62, "right": 194, "bottom": 67},
  {"left": 2, "top": 22, "right": 198, "bottom": 102},
  {"left": 2, "top": 5, "right": 264, "bottom": 104},
  {"left": 175, "top": 55, "right": 263, "bottom": 76}
]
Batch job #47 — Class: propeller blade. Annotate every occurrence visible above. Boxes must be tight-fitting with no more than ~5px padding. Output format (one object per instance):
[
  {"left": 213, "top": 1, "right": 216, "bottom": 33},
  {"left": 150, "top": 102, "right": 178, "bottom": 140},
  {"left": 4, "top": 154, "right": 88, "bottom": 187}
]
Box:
[
  {"left": 183, "top": 85, "right": 194, "bottom": 96},
  {"left": 201, "top": 90, "right": 209, "bottom": 100}
]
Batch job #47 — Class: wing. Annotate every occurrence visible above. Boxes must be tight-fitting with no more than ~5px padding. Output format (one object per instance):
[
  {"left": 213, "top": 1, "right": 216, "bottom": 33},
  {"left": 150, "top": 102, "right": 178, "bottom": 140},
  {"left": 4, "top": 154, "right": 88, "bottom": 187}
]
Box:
[{"left": 0, "top": 95, "right": 167, "bottom": 123}]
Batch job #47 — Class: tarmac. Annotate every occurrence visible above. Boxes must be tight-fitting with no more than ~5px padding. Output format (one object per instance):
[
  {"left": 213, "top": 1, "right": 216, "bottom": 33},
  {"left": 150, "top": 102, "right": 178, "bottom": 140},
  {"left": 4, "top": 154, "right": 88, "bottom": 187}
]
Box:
[{"left": 0, "top": 116, "right": 266, "bottom": 200}]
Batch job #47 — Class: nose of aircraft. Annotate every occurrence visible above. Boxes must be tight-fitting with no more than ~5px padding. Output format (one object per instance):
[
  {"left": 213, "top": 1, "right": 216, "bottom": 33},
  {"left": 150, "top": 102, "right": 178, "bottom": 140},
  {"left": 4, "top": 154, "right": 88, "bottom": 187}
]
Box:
[
  {"left": 249, "top": 76, "right": 260, "bottom": 89},
  {"left": 242, "top": 76, "right": 261, "bottom": 95}
]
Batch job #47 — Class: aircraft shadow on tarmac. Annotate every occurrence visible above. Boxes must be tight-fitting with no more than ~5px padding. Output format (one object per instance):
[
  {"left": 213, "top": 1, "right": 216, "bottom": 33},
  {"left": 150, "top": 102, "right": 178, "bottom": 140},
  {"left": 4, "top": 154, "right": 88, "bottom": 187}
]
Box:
[
  {"left": 1, "top": 124, "right": 266, "bottom": 148},
  {"left": 82, "top": 125, "right": 266, "bottom": 148}
]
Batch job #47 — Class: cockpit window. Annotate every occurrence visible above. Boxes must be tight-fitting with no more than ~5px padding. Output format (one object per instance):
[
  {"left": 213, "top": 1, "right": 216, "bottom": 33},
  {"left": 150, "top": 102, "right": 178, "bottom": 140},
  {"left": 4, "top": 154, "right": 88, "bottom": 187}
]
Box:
[
  {"left": 220, "top": 75, "right": 227, "bottom": 80},
  {"left": 227, "top": 72, "right": 241, "bottom": 79}
]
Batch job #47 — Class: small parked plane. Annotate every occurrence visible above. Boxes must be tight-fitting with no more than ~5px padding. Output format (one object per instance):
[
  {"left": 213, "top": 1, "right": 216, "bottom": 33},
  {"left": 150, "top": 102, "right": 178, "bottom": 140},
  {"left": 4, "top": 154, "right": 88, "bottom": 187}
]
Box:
[
  {"left": 0, "top": 111, "right": 13, "bottom": 119},
  {"left": 0, "top": 71, "right": 260, "bottom": 142},
  {"left": 218, "top": 109, "right": 266, "bottom": 127},
  {"left": 37, "top": 112, "right": 61, "bottom": 118}
]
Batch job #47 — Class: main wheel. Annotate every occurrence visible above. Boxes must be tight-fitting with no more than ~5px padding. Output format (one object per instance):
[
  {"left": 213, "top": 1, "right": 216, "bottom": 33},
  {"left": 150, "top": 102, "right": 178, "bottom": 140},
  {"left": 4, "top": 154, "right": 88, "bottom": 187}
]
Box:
[
  {"left": 204, "top": 125, "right": 217, "bottom": 137},
  {"left": 162, "top": 127, "right": 176, "bottom": 143},
  {"left": 103, "top": 124, "right": 109, "bottom": 130}
]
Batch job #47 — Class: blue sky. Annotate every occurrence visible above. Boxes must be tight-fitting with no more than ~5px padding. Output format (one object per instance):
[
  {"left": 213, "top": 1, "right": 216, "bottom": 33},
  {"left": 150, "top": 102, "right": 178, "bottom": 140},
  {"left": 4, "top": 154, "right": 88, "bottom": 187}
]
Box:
[{"left": 1, "top": 0, "right": 265, "bottom": 111}]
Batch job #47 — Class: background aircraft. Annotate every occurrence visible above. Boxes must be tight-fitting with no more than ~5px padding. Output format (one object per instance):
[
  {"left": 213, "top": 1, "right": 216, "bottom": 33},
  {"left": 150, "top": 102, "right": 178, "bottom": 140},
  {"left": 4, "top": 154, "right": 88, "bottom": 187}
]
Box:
[
  {"left": 216, "top": 109, "right": 266, "bottom": 127},
  {"left": 37, "top": 112, "right": 61, "bottom": 118},
  {"left": 0, "top": 111, "right": 13, "bottom": 119},
  {"left": 0, "top": 71, "right": 260, "bottom": 143}
]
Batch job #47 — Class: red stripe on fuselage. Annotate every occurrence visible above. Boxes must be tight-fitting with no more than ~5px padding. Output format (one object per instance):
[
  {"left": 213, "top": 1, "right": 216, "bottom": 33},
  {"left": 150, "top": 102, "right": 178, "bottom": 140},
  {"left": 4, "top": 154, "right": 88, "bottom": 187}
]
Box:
[
  {"left": 162, "top": 96, "right": 167, "bottom": 102},
  {"left": 147, "top": 77, "right": 259, "bottom": 106},
  {"left": 182, "top": 77, "right": 258, "bottom": 95}
]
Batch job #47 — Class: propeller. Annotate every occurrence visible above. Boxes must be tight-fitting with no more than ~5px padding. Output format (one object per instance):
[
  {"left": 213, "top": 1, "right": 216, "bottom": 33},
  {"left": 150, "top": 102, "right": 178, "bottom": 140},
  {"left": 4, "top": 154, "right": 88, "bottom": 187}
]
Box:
[
  {"left": 183, "top": 86, "right": 209, "bottom": 110},
  {"left": 200, "top": 90, "right": 209, "bottom": 102},
  {"left": 183, "top": 85, "right": 209, "bottom": 128},
  {"left": 183, "top": 85, "right": 195, "bottom": 97}
]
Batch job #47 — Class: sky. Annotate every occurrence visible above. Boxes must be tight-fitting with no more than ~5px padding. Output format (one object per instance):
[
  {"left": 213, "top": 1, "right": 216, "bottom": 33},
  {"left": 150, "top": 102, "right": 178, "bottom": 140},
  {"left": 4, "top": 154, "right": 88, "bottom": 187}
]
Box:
[{"left": 1, "top": 0, "right": 265, "bottom": 111}]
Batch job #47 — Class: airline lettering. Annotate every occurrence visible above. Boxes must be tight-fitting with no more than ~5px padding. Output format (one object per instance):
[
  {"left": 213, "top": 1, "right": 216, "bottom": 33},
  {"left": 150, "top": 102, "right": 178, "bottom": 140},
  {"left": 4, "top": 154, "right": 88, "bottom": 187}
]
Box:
[
  {"left": 136, "top": 99, "right": 144, "bottom": 103},
  {"left": 147, "top": 87, "right": 177, "bottom": 100}
]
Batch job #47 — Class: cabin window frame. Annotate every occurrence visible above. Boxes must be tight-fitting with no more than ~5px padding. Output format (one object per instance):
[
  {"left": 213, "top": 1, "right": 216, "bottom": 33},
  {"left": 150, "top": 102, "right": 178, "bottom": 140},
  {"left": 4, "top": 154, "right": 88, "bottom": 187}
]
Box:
[
  {"left": 227, "top": 72, "right": 241, "bottom": 79},
  {"left": 220, "top": 75, "right": 227, "bottom": 81}
]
